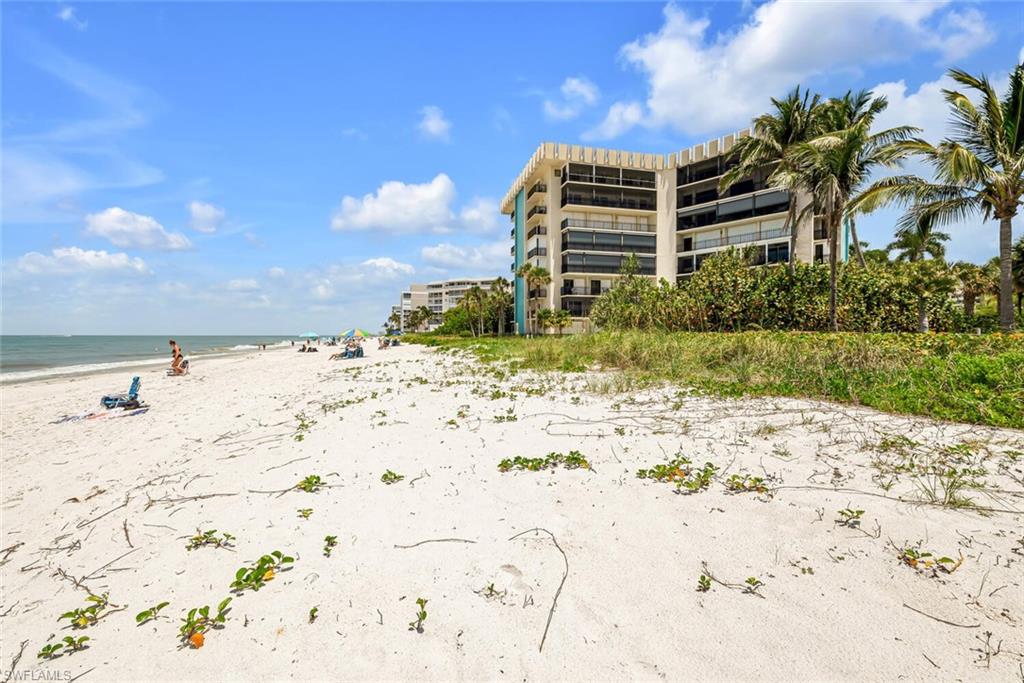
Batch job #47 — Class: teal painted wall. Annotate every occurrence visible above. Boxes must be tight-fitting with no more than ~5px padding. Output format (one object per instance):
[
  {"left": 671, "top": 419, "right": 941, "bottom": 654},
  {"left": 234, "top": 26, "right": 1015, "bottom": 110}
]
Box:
[{"left": 513, "top": 189, "right": 526, "bottom": 333}]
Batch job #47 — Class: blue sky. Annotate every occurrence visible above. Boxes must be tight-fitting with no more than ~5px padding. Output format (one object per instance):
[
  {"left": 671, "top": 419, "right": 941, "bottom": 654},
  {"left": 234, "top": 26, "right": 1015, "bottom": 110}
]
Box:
[{"left": 2, "top": 1, "right": 1021, "bottom": 334}]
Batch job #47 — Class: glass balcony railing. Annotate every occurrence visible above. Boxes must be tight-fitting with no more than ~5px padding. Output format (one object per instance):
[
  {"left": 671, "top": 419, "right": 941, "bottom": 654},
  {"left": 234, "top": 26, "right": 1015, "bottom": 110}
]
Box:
[
  {"left": 562, "top": 193, "right": 656, "bottom": 211},
  {"left": 527, "top": 226, "right": 547, "bottom": 239},
  {"left": 560, "top": 286, "right": 611, "bottom": 296},
  {"left": 527, "top": 205, "right": 547, "bottom": 219},
  {"left": 527, "top": 247, "right": 547, "bottom": 259},
  {"left": 679, "top": 226, "right": 791, "bottom": 252}
]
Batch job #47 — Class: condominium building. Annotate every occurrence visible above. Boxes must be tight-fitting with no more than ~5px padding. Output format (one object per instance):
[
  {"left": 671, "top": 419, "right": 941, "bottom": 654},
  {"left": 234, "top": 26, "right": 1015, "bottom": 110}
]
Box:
[
  {"left": 395, "top": 277, "right": 498, "bottom": 331},
  {"left": 502, "top": 132, "right": 847, "bottom": 333}
]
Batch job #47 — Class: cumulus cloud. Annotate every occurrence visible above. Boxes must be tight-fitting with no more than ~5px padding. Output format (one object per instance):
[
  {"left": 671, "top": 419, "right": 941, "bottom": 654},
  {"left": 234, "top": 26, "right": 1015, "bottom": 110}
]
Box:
[
  {"left": 15, "top": 246, "right": 147, "bottom": 275},
  {"left": 593, "top": 1, "right": 995, "bottom": 138},
  {"left": 85, "top": 207, "right": 191, "bottom": 251},
  {"left": 268, "top": 266, "right": 286, "bottom": 278},
  {"left": 417, "top": 105, "right": 451, "bottom": 141},
  {"left": 188, "top": 200, "right": 225, "bottom": 233},
  {"left": 459, "top": 197, "right": 501, "bottom": 234},
  {"left": 583, "top": 101, "right": 644, "bottom": 141},
  {"left": 331, "top": 174, "right": 456, "bottom": 233},
  {"left": 303, "top": 257, "right": 415, "bottom": 303},
  {"left": 420, "top": 240, "right": 508, "bottom": 272},
  {"left": 544, "top": 76, "right": 600, "bottom": 121},
  {"left": 360, "top": 257, "right": 415, "bottom": 276},
  {"left": 226, "top": 278, "right": 260, "bottom": 291}
]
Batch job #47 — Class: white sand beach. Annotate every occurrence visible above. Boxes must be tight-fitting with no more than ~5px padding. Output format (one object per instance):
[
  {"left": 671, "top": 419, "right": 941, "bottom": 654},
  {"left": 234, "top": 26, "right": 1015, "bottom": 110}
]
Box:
[{"left": 1, "top": 343, "right": 1022, "bottom": 681}]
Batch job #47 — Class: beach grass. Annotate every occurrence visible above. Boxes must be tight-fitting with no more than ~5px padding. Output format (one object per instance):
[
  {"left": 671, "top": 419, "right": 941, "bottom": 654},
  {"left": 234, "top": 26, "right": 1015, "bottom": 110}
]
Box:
[{"left": 405, "top": 331, "right": 1024, "bottom": 429}]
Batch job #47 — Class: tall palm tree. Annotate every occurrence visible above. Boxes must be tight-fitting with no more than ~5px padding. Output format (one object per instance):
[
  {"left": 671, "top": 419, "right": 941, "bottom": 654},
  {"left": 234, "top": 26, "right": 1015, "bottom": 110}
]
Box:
[
  {"left": 535, "top": 308, "right": 554, "bottom": 335},
  {"left": 489, "top": 277, "right": 512, "bottom": 335},
  {"left": 720, "top": 86, "right": 824, "bottom": 271},
  {"left": 852, "top": 64, "right": 1024, "bottom": 331},
  {"left": 789, "top": 90, "right": 921, "bottom": 330},
  {"left": 515, "top": 263, "right": 551, "bottom": 335},
  {"left": 887, "top": 213, "right": 950, "bottom": 262},
  {"left": 461, "top": 286, "right": 486, "bottom": 337}
]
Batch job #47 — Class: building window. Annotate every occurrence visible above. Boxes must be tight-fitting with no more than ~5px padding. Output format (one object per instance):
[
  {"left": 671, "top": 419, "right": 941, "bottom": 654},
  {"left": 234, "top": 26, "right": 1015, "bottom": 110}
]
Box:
[
  {"left": 766, "top": 242, "right": 789, "bottom": 264},
  {"left": 814, "top": 244, "right": 825, "bottom": 263}
]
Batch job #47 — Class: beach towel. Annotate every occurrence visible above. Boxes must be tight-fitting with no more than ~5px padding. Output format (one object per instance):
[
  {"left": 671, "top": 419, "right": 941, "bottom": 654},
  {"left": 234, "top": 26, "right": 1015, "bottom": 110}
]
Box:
[{"left": 52, "top": 407, "right": 150, "bottom": 424}]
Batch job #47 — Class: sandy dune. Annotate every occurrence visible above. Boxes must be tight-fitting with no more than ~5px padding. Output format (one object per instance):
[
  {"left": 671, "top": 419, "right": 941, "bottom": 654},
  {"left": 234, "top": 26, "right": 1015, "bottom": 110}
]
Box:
[{"left": 1, "top": 343, "right": 1022, "bottom": 681}]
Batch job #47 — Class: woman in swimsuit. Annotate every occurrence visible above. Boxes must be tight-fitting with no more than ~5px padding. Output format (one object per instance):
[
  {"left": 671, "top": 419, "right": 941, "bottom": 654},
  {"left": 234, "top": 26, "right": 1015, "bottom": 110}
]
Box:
[{"left": 169, "top": 339, "right": 185, "bottom": 375}]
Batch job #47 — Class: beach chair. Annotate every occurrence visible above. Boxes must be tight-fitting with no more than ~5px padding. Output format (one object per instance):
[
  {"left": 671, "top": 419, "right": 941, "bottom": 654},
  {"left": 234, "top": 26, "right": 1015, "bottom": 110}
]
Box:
[{"left": 101, "top": 376, "right": 141, "bottom": 409}]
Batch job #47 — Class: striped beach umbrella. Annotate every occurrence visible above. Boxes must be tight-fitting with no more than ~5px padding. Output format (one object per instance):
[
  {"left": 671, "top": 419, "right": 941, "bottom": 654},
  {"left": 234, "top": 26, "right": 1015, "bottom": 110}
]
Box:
[{"left": 341, "top": 328, "right": 371, "bottom": 338}]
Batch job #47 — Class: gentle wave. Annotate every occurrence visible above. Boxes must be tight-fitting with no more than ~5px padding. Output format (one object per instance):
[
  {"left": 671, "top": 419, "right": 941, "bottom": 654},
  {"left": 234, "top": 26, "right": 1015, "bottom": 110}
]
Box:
[{"left": 0, "top": 340, "right": 293, "bottom": 385}]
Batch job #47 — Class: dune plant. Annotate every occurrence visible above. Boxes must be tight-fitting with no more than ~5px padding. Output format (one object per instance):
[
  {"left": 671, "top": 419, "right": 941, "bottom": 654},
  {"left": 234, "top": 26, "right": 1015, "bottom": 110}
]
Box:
[
  {"left": 380, "top": 470, "right": 405, "bottom": 485},
  {"left": 297, "top": 508, "right": 313, "bottom": 519},
  {"left": 696, "top": 574, "right": 711, "bottom": 593},
  {"left": 186, "top": 529, "right": 235, "bottom": 551},
  {"left": 408, "top": 597, "right": 428, "bottom": 634},
  {"left": 179, "top": 598, "right": 232, "bottom": 649},
  {"left": 835, "top": 508, "right": 864, "bottom": 528},
  {"left": 296, "top": 474, "right": 323, "bottom": 493},
  {"left": 38, "top": 635, "right": 89, "bottom": 660},
  {"left": 59, "top": 593, "right": 114, "bottom": 629},
  {"left": 724, "top": 474, "right": 769, "bottom": 494},
  {"left": 230, "top": 551, "right": 295, "bottom": 593},
  {"left": 323, "top": 535, "right": 338, "bottom": 557},
  {"left": 308, "top": 607, "right": 318, "bottom": 623},
  {"left": 135, "top": 601, "right": 170, "bottom": 625},
  {"left": 498, "top": 450, "right": 590, "bottom": 472}
]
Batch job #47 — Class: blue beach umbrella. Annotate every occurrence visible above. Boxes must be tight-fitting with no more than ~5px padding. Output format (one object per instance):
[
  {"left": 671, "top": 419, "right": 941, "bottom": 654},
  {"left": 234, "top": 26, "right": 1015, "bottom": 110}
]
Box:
[{"left": 298, "top": 331, "right": 319, "bottom": 339}]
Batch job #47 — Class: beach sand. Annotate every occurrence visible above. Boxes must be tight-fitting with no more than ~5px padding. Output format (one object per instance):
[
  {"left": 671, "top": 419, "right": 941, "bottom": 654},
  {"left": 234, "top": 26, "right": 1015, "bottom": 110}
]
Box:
[{"left": 1, "top": 343, "right": 1022, "bottom": 681}]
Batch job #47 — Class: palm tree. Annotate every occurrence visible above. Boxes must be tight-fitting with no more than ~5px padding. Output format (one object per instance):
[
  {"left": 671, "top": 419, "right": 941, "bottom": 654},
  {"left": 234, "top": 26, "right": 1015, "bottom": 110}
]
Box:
[
  {"left": 535, "top": 307, "right": 554, "bottom": 335},
  {"left": 515, "top": 263, "right": 551, "bottom": 335},
  {"left": 904, "top": 260, "right": 956, "bottom": 333},
  {"left": 489, "top": 277, "right": 512, "bottom": 335},
  {"left": 953, "top": 261, "right": 991, "bottom": 317},
  {"left": 386, "top": 310, "right": 402, "bottom": 334},
  {"left": 551, "top": 308, "right": 572, "bottom": 336},
  {"left": 790, "top": 90, "right": 921, "bottom": 330},
  {"left": 720, "top": 86, "right": 824, "bottom": 271},
  {"left": 462, "top": 286, "right": 487, "bottom": 337},
  {"left": 852, "top": 64, "right": 1024, "bottom": 332},
  {"left": 887, "top": 214, "right": 950, "bottom": 262}
]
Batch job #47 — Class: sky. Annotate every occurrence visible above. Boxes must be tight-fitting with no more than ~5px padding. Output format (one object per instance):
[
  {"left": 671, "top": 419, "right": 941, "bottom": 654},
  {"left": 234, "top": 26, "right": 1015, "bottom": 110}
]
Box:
[{"left": 2, "top": 1, "right": 1021, "bottom": 334}]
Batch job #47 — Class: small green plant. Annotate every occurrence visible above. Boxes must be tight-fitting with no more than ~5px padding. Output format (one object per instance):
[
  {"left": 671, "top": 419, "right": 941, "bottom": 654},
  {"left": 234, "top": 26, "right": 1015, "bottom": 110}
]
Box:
[
  {"left": 724, "top": 474, "right": 768, "bottom": 494},
  {"left": 835, "top": 508, "right": 864, "bottom": 528},
  {"left": 297, "top": 508, "right": 313, "bottom": 519},
  {"left": 493, "top": 407, "right": 518, "bottom": 423},
  {"left": 636, "top": 455, "right": 691, "bottom": 482},
  {"left": 230, "top": 551, "right": 295, "bottom": 593},
  {"left": 186, "top": 529, "right": 235, "bottom": 551},
  {"left": 408, "top": 597, "right": 428, "bottom": 633},
  {"left": 896, "top": 545, "right": 963, "bottom": 575},
  {"left": 296, "top": 474, "right": 323, "bottom": 493},
  {"left": 380, "top": 470, "right": 405, "bottom": 485},
  {"left": 38, "top": 634, "right": 90, "bottom": 659},
  {"left": 614, "top": 426, "right": 626, "bottom": 436},
  {"left": 677, "top": 462, "right": 718, "bottom": 494},
  {"left": 498, "top": 450, "right": 591, "bottom": 472},
  {"left": 179, "top": 598, "right": 232, "bottom": 648},
  {"left": 743, "top": 577, "right": 764, "bottom": 594},
  {"left": 323, "top": 535, "right": 338, "bottom": 557},
  {"left": 308, "top": 606, "right": 318, "bottom": 623},
  {"left": 696, "top": 574, "right": 711, "bottom": 592},
  {"left": 135, "top": 601, "right": 170, "bottom": 625},
  {"left": 293, "top": 412, "right": 316, "bottom": 441},
  {"left": 59, "top": 593, "right": 114, "bottom": 629}
]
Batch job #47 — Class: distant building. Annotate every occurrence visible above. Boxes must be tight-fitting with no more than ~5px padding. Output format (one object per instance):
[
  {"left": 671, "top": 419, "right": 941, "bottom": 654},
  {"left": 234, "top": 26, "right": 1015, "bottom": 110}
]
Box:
[
  {"left": 503, "top": 133, "right": 846, "bottom": 333},
  {"left": 396, "top": 277, "right": 498, "bottom": 331}
]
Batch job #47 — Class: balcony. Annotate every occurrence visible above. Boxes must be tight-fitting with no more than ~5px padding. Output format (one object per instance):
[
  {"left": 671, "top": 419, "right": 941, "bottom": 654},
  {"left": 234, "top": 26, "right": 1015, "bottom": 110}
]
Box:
[
  {"left": 527, "top": 247, "right": 548, "bottom": 259},
  {"left": 510, "top": 245, "right": 516, "bottom": 256},
  {"left": 527, "top": 205, "right": 547, "bottom": 220},
  {"left": 561, "top": 186, "right": 656, "bottom": 212},
  {"left": 677, "top": 190, "right": 789, "bottom": 230},
  {"left": 527, "top": 226, "right": 547, "bottom": 239},
  {"left": 560, "top": 218, "right": 656, "bottom": 233},
  {"left": 680, "top": 226, "right": 792, "bottom": 252},
  {"left": 528, "top": 288, "right": 548, "bottom": 299},
  {"left": 527, "top": 181, "right": 548, "bottom": 199},
  {"left": 560, "top": 286, "right": 611, "bottom": 296},
  {"left": 509, "top": 226, "right": 515, "bottom": 239},
  {"left": 561, "top": 163, "right": 656, "bottom": 189},
  {"left": 562, "top": 255, "right": 656, "bottom": 275}
]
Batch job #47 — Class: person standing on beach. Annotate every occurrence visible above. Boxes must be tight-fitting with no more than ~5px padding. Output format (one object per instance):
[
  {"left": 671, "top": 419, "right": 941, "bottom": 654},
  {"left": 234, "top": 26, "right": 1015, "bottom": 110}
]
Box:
[{"left": 169, "top": 339, "right": 185, "bottom": 375}]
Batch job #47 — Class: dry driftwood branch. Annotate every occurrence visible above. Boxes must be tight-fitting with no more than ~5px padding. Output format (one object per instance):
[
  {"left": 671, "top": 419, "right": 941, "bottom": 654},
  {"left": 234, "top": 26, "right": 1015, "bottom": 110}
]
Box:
[
  {"left": 83, "top": 548, "right": 139, "bottom": 582},
  {"left": 700, "top": 561, "right": 767, "bottom": 599},
  {"left": 262, "top": 456, "right": 311, "bottom": 473},
  {"left": 0, "top": 542, "right": 24, "bottom": 566},
  {"left": 509, "top": 527, "right": 569, "bottom": 652},
  {"left": 122, "top": 519, "right": 133, "bottom": 548},
  {"left": 144, "top": 492, "right": 238, "bottom": 511},
  {"left": 76, "top": 494, "right": 130, "bottom": 529},
  {"left": 393, "top": 538, "right": 476, "bottom": 549},
  {"left": 3, "top": 640, "right": 28, "bottom": 683},
  {"left": 902, "top": 602, "right": 980, "bottom": 629}
]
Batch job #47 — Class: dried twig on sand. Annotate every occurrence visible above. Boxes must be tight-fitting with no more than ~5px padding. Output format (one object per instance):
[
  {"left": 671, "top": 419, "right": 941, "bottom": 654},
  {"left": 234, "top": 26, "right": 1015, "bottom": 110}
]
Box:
[
  {"left": 902, "top": 603, "right": 980, "bottom": 629},
  {"left": 509, "top": 527, "right": 569, "bottom": 652},
  {"left": 3, "top": 640, "right": 28, "bottom": 683},
  {"left": 393, "top": 538, "right": 476, "bottom": 549}
]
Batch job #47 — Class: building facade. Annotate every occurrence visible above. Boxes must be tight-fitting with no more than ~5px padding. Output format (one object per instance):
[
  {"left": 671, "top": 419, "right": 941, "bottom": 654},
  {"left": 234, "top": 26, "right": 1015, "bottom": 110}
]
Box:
[
  {"left": 396, "top": 277, "right": 498, "bottom": 332},
  {"left": 502, "top": 132, "right": 847, "bottom": 333}
]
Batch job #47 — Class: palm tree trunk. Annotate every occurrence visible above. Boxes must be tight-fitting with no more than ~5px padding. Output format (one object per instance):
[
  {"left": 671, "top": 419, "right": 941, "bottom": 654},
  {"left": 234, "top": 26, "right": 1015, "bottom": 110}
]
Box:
[
  {"left": 828, "top": 213, "right": 839, "bottom": 331},
  {"left": 964, "top": 294, "right": 976, "bottom": 317},
  {"left": 848, "top": 215, "right": 866, "bottom": 268},
  {"left": 917, "top": 298, "right": 929, "bottom": 333},
  {"left": 999, "top": 216, "right": 1015, "bottom": 332}
]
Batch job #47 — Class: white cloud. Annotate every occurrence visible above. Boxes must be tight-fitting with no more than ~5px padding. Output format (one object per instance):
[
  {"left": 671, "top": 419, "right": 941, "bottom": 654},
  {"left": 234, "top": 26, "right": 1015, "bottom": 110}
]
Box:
[
  {"left": 16, "top": 247, "right": 147, "bottom": 275},
  {"left": 304, "top": 257, "right": 415, "bottom": 303},
  {"left": 420, "top": 240, "right": 508, "bottom": 272},
  {"left": 544, "top": 76, "right": 600, "bottom": 121},
  {"left": 459, "top": 197, "right": 501, "bottom": 234},
  {"left": 226, "top": 278, "right": 260, "bottom": 291},
  {"left": 331, "top": 173, "right": 456, "bottom": 233},
  {"left": 268, "top": 266, "right": 286, "bottom": 278},
  {"left": 594, "top": 1, "right": 995, "bottom": 138},
  {"left": 417, "top": 105, "right": 451, "bottom": 141},
  {"left": 360, "top": 257, "right": 415, "bottom": 276},
  {"left": 583, "top": 101, "right": 644, "bottom": 141},
  {"left": 56, "top": 5, "right": 87, "bottom": 30},
  {"left": 85, "top": 207, "right": 192, "bottom": 251},
  {"left": 188, "top": 200, "right": 225, "bottom": 233}
]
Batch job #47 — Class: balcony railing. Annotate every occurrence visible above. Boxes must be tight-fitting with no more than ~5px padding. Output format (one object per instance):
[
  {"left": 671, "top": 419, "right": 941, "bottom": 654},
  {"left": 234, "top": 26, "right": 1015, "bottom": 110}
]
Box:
[
  {"left": 527, "top": 247, "right": 548, "bottom": 259},
  {"left": 527, "top": 205, "right": 547, "bottom": 219},
  {"left": 562, "top": 193, "right": 655, "bottom": 211},
  {"left": 561, "top": 171, "right": 656, "bottom": 189},
  {"left": 509, "top": 245, "right": 515, "bottom": 256},
  {"left": 562, "top": 262, "right": 656, "bottom": 275},
  {"left": 560, "top": 286, "right": 611, "bottom": 296},
  {"left": 563, "top": 243, "right": 656, "bottom": 255},
  {"left": 560, "top": 218, "right": 656, "bottom": 233},
  {"left": 509, "top": 227, "right": 515, "bottom": 238},
  {"left": 527, "top": 182, "right": 548, "bottom": 199},
  {"left": 527, "top": 226, "right": 547, "bottom": 240},
  {"left": 681, "top": 226, "right": 792, "bottom": 252}
]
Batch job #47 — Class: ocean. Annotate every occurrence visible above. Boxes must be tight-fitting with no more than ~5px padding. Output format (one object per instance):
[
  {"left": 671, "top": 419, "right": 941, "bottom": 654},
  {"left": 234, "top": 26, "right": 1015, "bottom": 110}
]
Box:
[{"left": 0, "top": 335, "right": 295, "bottom": 383}]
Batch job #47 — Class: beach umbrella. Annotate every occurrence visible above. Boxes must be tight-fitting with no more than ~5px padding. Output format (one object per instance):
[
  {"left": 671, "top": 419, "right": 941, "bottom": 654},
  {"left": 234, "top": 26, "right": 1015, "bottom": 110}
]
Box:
[
  {"left": 341, "top": 328, "right": 371, "bottom": 338},
  {"left": 298, "top": 331, "right": 319, "bottom": 339}
]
